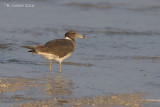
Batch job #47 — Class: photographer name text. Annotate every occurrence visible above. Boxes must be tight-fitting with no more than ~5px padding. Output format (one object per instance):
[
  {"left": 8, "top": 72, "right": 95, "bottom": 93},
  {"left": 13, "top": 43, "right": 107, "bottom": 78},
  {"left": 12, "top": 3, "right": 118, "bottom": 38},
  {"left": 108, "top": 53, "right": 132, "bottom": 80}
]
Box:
[{"left": 4, "top": 3, "right": 35, "bottom": 8}]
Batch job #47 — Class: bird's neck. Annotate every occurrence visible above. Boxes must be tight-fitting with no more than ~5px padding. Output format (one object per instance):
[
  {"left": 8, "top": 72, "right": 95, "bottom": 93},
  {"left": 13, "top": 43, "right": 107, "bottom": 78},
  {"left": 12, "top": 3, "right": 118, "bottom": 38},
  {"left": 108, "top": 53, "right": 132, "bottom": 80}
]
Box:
[
  {"left": 65, "top": 37, "right": 75, "bottom": 42},
  {"left": 65, "top": 36, "right": 71, "bottom": 40}
]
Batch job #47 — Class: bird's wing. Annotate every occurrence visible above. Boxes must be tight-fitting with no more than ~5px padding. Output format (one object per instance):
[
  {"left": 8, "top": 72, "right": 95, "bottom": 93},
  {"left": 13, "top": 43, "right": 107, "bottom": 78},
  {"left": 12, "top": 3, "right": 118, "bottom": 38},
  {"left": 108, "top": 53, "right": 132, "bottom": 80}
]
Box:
[
  {"left": 42, "top": 39, "right": 75, "bottom": 58},
  {"left": 34, "top": 45, "right": 49, "bottom": 53}
]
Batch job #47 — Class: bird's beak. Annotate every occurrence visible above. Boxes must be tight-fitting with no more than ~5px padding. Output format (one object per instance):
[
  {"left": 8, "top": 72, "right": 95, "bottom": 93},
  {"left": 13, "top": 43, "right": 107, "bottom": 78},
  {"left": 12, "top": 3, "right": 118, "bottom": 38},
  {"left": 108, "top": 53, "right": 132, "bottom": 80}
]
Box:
[
  {"left": 83, "top": 35, "right": 87, "bottom": 39},
  {"left": 78, "top": 34, "right": 87, "bottom": 39}
]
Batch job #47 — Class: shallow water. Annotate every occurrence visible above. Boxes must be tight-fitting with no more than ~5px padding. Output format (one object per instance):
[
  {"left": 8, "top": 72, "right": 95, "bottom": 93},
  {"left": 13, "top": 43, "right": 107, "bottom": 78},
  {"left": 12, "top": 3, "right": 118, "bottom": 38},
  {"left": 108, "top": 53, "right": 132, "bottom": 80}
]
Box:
[{"left": 0, "top": 0, "right": 160, "bottom": 107}]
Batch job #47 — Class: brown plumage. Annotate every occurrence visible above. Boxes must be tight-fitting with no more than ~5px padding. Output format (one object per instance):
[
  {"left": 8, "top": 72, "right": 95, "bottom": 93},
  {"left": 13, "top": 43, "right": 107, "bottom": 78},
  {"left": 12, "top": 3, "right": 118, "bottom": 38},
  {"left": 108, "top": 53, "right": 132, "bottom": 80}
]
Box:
[
  {"left": 22, "top": 31, "right": 86, "bottom": 72},
  {"left": 22, "top": 46, "right": 36, "bottom": 53}
]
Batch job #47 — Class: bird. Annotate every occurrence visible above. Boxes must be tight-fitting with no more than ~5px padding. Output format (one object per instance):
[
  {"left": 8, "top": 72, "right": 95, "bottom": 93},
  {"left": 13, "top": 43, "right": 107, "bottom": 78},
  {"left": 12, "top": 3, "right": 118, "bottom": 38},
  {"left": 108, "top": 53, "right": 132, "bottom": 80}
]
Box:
[{"left": 22, "top": 31, "right": 86, "bottom": 72}]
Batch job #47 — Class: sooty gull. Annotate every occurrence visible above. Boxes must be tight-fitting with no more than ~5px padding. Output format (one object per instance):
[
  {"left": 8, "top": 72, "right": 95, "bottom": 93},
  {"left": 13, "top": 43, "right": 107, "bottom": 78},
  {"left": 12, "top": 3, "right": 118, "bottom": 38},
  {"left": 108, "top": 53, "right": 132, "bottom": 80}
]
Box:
[{"left": 22, "top": 31, "right": 86, "bottom": 72}]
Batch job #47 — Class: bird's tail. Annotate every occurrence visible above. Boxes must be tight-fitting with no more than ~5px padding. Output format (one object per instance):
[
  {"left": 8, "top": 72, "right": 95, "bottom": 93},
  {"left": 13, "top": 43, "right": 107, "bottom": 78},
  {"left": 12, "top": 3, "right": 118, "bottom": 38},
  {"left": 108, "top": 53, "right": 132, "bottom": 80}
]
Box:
[{"left": 21, "top": 46, "right": 37, "bottom": 54}]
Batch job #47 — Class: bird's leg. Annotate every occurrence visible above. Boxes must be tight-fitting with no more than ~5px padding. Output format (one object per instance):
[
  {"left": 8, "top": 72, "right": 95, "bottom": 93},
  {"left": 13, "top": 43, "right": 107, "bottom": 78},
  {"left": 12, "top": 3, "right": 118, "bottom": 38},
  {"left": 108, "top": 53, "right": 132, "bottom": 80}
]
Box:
[
  {"left": 49, "top": 60, "right": 52, "bottom": 72},
  {"left": 59, "top": 61, "right": 62, "bottom": 73}
]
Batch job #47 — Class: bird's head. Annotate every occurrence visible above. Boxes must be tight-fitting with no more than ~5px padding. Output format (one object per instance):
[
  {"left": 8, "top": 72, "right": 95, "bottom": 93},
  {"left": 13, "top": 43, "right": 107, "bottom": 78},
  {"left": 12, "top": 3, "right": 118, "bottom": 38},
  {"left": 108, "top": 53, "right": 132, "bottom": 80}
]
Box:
[{"left": 65, "top": 31, "right": 86, "bottom": 40}]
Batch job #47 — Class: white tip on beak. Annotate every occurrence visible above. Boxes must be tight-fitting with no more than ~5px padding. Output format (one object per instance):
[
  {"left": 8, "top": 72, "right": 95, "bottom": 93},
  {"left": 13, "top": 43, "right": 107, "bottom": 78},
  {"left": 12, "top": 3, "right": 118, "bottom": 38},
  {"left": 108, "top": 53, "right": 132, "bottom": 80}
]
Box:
[
  {"left": 83, "top": 36, "right": 87, "bottom": 39},
  {"left": 78, "top": 34, "right": 87, "bottom": 39}
]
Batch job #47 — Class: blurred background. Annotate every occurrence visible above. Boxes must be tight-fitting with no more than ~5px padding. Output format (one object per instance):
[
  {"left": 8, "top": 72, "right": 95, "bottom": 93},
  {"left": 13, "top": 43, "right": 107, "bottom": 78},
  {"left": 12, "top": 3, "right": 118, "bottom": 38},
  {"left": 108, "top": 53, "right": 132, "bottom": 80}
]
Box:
[{"left": 0, "top": 0, "right": 160, "bottom": 106}]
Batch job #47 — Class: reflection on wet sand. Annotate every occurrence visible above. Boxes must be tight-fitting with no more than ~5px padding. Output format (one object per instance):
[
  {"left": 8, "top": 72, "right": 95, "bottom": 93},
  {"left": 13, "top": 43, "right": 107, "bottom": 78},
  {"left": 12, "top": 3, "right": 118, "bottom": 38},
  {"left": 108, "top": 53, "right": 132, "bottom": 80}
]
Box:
[
  {"left": 41, "top": 72, "right": 74, "bottom": 96},
  {"left": 0, "top": 73, "right": 74, "bottom": 96},
  {"left": 0, "top": 77, "right": 39, "bottom": 103},
  {"left": 0, "top": 74, "right": 155, "bottom": 107},
  {"left": 15, "top": 92, "right": 149, "bottom": 107},
  {"left": 0, "top": 73, "right": 74, "bottom": 106},
  {"left": 0, "top": 77, "right": 39, "bottom": 93}
]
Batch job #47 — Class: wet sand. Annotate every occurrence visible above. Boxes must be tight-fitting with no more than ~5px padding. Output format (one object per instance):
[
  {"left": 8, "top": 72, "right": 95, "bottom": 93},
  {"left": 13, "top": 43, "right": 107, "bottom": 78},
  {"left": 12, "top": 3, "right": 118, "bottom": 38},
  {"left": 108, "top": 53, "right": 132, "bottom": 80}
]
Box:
[{"left": 0, "top": 0, "right": 160, "bottom": 107}]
